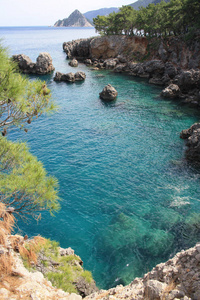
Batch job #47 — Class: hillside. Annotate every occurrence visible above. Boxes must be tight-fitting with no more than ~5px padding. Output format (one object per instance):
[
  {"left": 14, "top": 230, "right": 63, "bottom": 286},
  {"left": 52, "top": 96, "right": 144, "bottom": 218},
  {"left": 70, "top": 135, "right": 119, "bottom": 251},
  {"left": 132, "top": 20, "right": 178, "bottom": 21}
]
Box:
[
  {"left": 83, "top": 0, "right": 169, "bottom": 23},
  {"left": 54, "top": 10, "right": 92, "bottom": 27},
  {"left": 84, "top": 7, "right": 119, "bottom": 24}
]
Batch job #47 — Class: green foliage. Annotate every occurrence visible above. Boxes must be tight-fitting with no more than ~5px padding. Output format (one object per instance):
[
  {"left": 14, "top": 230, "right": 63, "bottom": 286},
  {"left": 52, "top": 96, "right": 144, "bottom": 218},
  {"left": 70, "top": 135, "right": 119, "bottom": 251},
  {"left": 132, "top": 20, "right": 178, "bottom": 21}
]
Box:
[
  {"left": 0, "top": 42, "right": 60, "bottom": 220},
  {"left": 47, "top": 271, "right": 78, "bottom": 294},
  {"left": 0, "top": 42, "right": 56, "bottom": 133},
  {"left": 81, "top": 270, "right": 93, "bottom": 283},
  {"left": 93, "top": 0, "right": 200, "bottom": 38},
  {"left": 0, "top": 137, "right": 60, "bottom": 219},
  {"left": 24, "top": 238, "right": 95, "bottom": 294}
]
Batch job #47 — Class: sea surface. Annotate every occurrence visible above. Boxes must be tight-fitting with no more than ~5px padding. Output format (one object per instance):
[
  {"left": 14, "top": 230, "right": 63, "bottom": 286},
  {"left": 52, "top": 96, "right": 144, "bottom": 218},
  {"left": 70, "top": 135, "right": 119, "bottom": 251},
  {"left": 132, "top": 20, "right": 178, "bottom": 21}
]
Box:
[{"left": 1, "top": 26, "right": 200, "bottom": 289}]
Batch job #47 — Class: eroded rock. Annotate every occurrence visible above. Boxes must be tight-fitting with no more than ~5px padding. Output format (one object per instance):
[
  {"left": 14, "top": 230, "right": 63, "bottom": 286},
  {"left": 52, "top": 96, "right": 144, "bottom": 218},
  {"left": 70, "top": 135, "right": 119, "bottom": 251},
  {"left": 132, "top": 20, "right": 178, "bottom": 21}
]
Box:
[
  {"left": 99, "top": 84, "right": 118, "bottom": 101},
  {"left": 13, "top": 52, "right": 54, "bottom": 74},
  {"left": 180, "top": 123, "right": 200, "bottom": 162},
  {"left": 54, "top": 71, "right": 86, "bottom": 82},
  {"left": 69, "top": 58, "right": 78, "bottom": 67},
  {"left": 161, "top": 84, "right": 180, "bottom": 99}
]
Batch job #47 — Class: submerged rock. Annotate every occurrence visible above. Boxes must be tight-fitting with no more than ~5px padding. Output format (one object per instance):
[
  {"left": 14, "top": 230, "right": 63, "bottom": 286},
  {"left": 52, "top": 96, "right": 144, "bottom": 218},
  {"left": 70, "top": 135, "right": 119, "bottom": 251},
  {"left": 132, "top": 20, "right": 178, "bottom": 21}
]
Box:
[
  {"left": 13, "top": 52, "right": 54, "bottom": 74},
  {"left": 99, "top": 84, "right": 118, "bottom": 101}
]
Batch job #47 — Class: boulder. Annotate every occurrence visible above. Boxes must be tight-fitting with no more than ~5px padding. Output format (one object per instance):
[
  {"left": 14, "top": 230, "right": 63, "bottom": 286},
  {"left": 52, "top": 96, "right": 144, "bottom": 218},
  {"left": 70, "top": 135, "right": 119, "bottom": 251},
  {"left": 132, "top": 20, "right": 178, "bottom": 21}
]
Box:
[
  {"left": 180, "top": 123, "right": 200, "bottom": 139},
  {"left": 35, "top": 52, "right": 54, "bottom": 74},
  {"left": 69, "top": 58, "right": 78, "bottom": 67},
  {"left": 84, "top": 59, "right": 92, "bottom": 65},
  {"left": 161, "top": 84, "right": 180, "bottom": 99},
  {"left": 75, "top": 72, "right": 86, "bottom": 81},
  {"left": 54, "top": 71, "right": 86, "bottom": 83},
  {"left": 103, "top": 58, "right": 118, "bottom": 69},
  {"left": 12, "top": 54, "right": 35, "bottom": 73},
  {"left": 180, "top": 123, "right": 200, "bottom": 162},
  {"left": 12, "top": 53, "right": 54, "bottom": 74},
  {"left": 178, "top": 70, "right": 200, "bottom": 92},
  {"left": 99, "top": 84, "right": 118, "bottom": 101}
]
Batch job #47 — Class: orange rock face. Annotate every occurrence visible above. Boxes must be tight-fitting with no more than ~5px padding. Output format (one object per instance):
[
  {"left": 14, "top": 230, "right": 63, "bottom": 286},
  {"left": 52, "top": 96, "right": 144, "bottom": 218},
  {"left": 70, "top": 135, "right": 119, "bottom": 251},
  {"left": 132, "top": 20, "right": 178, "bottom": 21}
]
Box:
[{"left": 90, "top": 36, "right": 148, "bottom": 59}]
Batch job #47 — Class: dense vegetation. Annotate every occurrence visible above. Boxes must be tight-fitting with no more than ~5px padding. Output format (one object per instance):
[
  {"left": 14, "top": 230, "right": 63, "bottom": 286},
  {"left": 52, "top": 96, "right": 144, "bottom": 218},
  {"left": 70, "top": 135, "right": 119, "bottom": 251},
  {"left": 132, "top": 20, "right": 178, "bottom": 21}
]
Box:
[
  {"left": 93, "top": 0, "right": 200, "bottom": 37},
  {"left": 0, "top": 43, "right": 60, "bottom": 220}
]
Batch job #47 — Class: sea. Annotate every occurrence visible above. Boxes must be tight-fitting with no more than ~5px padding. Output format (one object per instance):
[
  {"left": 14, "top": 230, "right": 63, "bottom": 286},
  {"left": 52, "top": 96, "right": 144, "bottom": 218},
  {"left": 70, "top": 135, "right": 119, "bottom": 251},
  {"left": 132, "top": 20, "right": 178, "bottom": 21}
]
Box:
[{"left": 1, "top": 26, "right": 200, "bottom": 289}]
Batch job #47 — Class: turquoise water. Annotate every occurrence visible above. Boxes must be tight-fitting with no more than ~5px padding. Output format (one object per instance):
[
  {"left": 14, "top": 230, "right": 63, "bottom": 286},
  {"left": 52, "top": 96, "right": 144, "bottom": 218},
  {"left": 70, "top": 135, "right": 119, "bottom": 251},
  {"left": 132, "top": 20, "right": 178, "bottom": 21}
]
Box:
[{"left": 1, "top": 27, "right": 200, "bottom": 289}]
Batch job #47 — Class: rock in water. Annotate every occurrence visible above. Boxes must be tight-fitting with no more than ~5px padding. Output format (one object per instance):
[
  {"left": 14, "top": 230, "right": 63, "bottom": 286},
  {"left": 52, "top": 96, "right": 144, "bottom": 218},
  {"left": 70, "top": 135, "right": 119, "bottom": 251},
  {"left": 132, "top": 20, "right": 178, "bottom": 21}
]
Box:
[
  {"left": 99, "top": 84, "right": 118, "bottom": 101},
  {"left": 75, "top": 72, "right": 86, "bottom": 81},
  {"left": 54, "top": 71, "right": 86, "bottom": 82},
  {"left": 35, "top": 52, "right": 55, "bottom": 74},
  {"left": 161, "top": 84, "right": 180, "bottom": 99},
  {"left": 180, "top": 123, "right": 200, "bottom": 162},
  {"left": 13, "top": 53, "right": 54, "bottom": 74},
  {"left": 69, "top": 59, "right": 78, "bottom": 67}
]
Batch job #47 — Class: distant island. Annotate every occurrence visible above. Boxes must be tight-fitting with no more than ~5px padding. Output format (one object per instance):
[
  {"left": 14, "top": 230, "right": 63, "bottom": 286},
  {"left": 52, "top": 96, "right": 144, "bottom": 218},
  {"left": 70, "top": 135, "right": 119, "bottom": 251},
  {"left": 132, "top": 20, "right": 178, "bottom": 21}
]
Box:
[{"left": 54, "top": 9, "right": 93, "bottom": 27}]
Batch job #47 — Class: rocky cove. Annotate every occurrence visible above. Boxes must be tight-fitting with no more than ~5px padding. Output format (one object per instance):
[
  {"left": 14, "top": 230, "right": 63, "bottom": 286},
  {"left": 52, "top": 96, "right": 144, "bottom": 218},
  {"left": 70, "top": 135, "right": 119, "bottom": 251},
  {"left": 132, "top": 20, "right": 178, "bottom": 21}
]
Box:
[
  {"left": 7, "top": 31, "right": 200, "bottom": 299},
  {"left": 63, "top": 34, "right": 200, "bottom": 106},
  {"left": 62, "top": 34, "right": 200, "bottom": 163}
]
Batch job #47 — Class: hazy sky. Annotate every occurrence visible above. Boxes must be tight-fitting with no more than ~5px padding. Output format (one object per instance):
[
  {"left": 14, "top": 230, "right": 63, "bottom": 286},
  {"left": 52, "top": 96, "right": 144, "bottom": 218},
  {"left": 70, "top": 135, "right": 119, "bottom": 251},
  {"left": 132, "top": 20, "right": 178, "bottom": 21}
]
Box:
[{"left": 0, "top": 0, "right": 136, "bottom": 26}]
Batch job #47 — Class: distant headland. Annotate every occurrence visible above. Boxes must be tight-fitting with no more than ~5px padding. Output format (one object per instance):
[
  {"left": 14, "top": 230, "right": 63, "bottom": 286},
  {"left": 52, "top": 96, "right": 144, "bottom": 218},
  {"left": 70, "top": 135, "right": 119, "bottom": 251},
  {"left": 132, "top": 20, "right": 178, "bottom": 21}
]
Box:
[{"left": 54, "top": 9, "right": 93, "bottom": 27}]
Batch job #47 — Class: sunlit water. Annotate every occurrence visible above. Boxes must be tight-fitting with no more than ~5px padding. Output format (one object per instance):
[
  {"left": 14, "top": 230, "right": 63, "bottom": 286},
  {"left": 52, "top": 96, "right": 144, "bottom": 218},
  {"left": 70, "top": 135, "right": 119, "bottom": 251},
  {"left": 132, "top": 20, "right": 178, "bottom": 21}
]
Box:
[{"left": 1, "top": 27, "right": 200, "bottom": 289}]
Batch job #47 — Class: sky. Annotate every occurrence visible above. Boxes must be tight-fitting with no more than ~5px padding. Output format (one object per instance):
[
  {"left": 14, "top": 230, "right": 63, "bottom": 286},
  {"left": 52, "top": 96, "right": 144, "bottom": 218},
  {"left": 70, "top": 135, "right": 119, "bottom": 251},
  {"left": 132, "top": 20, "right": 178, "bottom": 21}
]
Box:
[{"left": 0, "top": 0, "right": 136, "bottom": 26}]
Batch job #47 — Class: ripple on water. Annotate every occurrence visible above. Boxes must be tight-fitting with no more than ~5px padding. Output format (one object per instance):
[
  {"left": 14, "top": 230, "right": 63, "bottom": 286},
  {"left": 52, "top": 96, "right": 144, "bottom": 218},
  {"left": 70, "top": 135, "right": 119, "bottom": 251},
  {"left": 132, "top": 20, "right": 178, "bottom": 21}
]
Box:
[{"left": 2, "top": 27, "right": 200, "bottom": 289}]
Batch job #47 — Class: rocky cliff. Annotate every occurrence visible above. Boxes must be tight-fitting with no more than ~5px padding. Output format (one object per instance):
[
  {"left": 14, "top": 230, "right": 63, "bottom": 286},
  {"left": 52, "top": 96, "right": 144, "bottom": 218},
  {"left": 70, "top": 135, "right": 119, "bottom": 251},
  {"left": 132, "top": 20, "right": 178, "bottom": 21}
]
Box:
[
  {"left": 63, "top": 34, "right": 200, "bottom": 107},
  {"left": 85, "top": 243, "right": 200, "bottom": 300},
  {"left": 54, "top": 10, "right": 92, "bottom": 27}
]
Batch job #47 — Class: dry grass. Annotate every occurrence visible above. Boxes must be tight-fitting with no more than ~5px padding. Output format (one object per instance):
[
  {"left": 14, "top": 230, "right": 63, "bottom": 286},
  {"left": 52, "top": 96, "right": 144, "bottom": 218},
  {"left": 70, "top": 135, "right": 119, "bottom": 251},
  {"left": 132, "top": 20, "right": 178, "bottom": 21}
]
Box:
[
  {"left": 19, "top": 236, "right": 47, "bottom": 266},
  {"left": 0, "top": 203, "right": 15, "bottom": 246},
  {"left": 0, "top": 254, "right": 13, "bottom": 276}
]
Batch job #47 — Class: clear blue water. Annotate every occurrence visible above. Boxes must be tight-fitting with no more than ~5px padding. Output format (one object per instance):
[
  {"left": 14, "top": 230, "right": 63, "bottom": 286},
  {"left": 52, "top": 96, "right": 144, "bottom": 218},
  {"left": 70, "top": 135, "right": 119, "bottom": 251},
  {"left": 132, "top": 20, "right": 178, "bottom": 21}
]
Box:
[{"left": 1, "top": 26, "right": 200, "bottom": 289}]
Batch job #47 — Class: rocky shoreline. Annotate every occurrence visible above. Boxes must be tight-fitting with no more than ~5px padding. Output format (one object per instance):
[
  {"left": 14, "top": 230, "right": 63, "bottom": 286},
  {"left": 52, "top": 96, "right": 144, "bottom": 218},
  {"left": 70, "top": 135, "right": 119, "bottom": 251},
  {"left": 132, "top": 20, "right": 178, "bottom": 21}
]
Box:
[
  {"left": 63, "top": 35, "right": 200, "bottom": 107},
  {"left": 2, "top": 229, "right": 200, "bottom": 299}
]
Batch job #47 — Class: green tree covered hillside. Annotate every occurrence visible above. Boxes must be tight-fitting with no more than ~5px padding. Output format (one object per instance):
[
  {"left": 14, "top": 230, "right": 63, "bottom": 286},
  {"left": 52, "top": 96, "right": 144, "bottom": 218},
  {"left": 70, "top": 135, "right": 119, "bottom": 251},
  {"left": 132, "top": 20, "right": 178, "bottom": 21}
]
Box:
[{"left": 93, "top": 0, "right": 200, "bottom": 37}]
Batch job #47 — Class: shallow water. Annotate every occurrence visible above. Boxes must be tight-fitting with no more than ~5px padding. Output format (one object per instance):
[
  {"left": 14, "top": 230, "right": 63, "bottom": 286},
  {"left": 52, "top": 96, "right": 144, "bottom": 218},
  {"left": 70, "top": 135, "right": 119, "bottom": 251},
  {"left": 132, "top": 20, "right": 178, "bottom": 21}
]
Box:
[{"left": 1, "top": 27, "right": 200, "bottom": 289}]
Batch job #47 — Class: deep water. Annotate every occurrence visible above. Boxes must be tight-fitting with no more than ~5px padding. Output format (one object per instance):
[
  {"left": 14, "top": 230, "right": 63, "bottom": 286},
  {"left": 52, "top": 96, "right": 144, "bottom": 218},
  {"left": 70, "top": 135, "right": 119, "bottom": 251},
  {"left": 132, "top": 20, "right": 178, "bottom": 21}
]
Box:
[{"left": 1, "top": 26, "right": 200, "bottom": 289}]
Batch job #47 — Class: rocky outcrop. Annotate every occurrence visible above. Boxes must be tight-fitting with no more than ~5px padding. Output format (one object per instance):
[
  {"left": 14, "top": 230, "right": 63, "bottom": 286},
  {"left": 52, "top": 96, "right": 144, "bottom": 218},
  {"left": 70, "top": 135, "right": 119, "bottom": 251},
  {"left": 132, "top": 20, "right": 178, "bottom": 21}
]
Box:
[
  {"left": 13, "top": 53, "right": 54, "bottom": 74},
  {"left": 69, "top": 58, "right": 78, "bottom": 67},
  {"left": 54, "top": 10, "right": 93, "bottom": 27},
  {"left": 85, "top": 243, "right": 200, "bottom": 300},
  {"left": 90, "top": 35, "right": 148, "bottom": 59},
  {"left": 54, "top": 71, "right": 86, "bottom": 82},
  {"left": 161, "top": 84, "right": 180, "bottom": 99},
  {"left": 99, "top": 84, "right": 118, "bottom": 101},
  {"left": 63, "top": 36, "right": 148, "bottom": 60},
  {"left": 63, "top": 34, "right": 200, "bottom": 104},
  {"left": 180, "top": 123, "right": 200, "bottom": 162}
]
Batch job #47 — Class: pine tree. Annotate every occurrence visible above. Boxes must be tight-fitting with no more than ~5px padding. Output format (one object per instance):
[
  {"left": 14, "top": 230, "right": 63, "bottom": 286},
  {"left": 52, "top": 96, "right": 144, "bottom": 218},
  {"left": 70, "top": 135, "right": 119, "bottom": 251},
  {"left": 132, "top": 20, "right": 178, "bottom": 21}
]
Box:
[{"left": 0, "top": 42, "right": 60, "bottom": 220}]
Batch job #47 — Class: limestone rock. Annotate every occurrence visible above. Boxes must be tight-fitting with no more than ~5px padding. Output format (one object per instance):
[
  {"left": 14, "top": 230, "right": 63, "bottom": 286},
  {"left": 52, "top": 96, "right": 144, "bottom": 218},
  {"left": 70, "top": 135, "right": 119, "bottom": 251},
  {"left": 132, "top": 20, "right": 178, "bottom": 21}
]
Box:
[
  {"left": 178, "top": 70, "right": 200, "bottom": 92},
  {"left": 180, "top": 123, "right": 200, "bottom": 161},
  {"left": 161, "top": 84, "right": 180, "bottom": 99},
  {"left": 99, "top": 84, "right": 118, "bottom": 101},
  {"left": 75, "top": 72, "right": 86, "bottom": 81},
  {"left": 69, "top": 58, "right": 78, "bottom": 67},
  {"left": 144, "top": 280, "right": 167, "bottom": 300},
  {"left": 35, "top": 52, "right": 55, "bottom": 74},
  {"left": 103, "top": 58, "right": 118, "bottom": 69},
  {"left": 12, "top": 54, "right": 35, "bottom": 73},
  {"left": 54, "top": 71, "right": 86, "bottom": 82},
  {"left": 13, "top": 53, "right": 54, "bottom": 74}
]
